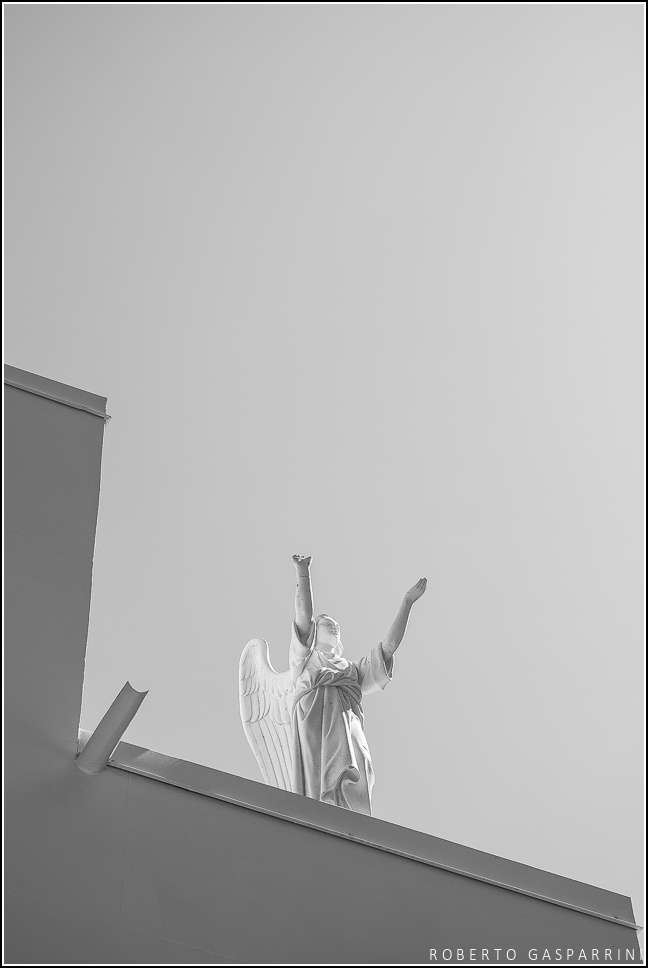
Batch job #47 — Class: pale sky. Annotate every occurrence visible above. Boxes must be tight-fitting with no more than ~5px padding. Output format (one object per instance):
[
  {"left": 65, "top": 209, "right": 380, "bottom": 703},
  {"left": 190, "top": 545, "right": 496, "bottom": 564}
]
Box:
[{"left": 5, "top": 3, "right": 644, "bottom": 931}]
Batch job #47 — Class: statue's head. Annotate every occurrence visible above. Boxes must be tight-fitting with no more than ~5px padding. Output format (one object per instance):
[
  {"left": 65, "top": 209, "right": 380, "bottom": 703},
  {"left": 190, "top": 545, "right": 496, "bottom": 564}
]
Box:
[{"left": 315, "top": 613, "right": 343, "bottom": 658}]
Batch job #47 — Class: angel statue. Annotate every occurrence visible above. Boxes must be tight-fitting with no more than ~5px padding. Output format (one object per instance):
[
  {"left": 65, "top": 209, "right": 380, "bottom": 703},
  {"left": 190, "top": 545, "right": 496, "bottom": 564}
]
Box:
[{"left": 239, "top": 554, "right": 427, "bottom": 816}]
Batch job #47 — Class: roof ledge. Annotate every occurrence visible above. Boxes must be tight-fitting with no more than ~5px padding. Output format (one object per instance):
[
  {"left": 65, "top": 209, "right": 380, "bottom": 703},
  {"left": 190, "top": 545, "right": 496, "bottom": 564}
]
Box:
[
  {"left": 77, "top": 728, "right": 640, "bottom": 932},
  {"left": 4, "top": 364, "right": 110, "bottom": 420}
]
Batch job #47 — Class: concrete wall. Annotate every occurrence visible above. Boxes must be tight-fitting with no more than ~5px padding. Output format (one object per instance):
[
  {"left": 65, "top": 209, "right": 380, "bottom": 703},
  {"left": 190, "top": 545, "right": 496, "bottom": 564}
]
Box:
[{"left": 4, "top": 366, "right": 641, "bottom": 965}]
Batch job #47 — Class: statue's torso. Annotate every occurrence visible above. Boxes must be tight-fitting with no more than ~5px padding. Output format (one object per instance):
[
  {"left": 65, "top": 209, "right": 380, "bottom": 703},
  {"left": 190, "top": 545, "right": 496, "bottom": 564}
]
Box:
[{"left": 293, "top": 647, "right": 363, "bottom": 715}]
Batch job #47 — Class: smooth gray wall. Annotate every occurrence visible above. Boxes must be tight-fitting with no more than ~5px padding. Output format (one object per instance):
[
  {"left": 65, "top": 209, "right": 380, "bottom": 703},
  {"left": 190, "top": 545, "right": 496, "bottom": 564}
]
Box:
[
  {"left": 4, "top": 3, "right": 644, "bottom": 931},
  {"left": 3, "top": 375, "right": 640, "bottom": 964},
  {"left": 4, "top": 382, "right": 106, "bottom": 762}
]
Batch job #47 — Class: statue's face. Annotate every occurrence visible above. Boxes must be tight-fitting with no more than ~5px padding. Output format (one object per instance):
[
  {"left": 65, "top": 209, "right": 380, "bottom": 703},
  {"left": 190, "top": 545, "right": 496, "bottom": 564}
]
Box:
[{"left": 316, "top": 615, "right": 342, "bottom": 654}]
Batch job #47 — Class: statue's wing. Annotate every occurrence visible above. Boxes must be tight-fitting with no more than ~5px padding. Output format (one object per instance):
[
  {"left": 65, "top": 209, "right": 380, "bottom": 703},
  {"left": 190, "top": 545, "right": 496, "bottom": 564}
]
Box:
[{"left": 239, "top": 639, "right": 295, "bottom": 792}]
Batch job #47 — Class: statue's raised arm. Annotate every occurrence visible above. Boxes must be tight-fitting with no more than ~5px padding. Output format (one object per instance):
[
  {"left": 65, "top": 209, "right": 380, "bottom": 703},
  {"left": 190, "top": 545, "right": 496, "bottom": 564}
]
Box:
[
  {"left": 292, "top": 554, "right": 314, "bottom": 642},
  {"left": 380, "top": 577, "right": 427, "bottom": 663}
]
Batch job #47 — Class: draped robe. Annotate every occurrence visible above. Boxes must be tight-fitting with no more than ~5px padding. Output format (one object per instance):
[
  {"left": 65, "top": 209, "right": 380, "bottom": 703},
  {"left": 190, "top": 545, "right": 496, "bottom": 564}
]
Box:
[{"left": 288, "top": 618, "right": 394, "bottom": 815}]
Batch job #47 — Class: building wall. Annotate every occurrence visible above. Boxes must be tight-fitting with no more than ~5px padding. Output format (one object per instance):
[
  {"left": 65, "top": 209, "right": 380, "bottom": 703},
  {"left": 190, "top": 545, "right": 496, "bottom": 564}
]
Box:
[{"left": 4, "top": 368, "right": 641, "bottom": 965}]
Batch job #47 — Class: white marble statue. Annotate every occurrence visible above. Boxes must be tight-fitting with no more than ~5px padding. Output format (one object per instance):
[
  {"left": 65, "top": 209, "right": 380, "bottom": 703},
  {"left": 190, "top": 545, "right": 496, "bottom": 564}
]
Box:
[{"left": 239, "top": 554, "right": 427, "bottom": 815}]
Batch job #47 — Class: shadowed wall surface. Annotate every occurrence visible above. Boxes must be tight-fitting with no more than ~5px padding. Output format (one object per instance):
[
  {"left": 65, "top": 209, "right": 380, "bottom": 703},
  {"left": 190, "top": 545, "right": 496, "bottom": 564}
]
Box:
[{"left": 4, "top": 3, "right": 644, "bottom": 931}]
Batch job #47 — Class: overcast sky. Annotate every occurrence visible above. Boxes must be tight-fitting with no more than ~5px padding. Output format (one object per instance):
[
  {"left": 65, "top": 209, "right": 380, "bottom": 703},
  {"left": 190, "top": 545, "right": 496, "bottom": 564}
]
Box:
[{"left": 5, "top": 2, "right": 644, "bottom": 931}]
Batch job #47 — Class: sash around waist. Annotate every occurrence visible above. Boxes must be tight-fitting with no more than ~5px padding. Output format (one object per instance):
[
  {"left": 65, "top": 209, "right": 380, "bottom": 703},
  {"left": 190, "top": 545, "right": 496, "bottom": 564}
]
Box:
[{"left": 292, "top": 666, "right": 363, "bottom": 715}]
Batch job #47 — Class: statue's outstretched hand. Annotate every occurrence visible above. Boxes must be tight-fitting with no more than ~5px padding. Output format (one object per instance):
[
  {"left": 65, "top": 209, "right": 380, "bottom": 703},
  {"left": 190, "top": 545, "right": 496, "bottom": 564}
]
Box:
[
  {"left": 405, "top": 577, "right": 427, "bottom": 604},
  {"left": 292, "top": 554, "right": 312, "bottom": 571}
]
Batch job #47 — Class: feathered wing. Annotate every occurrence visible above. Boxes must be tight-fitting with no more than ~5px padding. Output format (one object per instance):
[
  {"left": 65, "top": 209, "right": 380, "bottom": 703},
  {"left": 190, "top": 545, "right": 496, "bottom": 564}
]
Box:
[{"left": 239, "top": 639, "right": 295, "bottom": 792}]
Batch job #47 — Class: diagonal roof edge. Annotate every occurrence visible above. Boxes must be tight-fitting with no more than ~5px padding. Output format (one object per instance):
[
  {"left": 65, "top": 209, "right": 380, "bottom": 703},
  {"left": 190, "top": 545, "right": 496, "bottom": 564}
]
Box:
[
  {"left": 4, "top": 364, "right": 110, "bottom": 420},
  {"left": 77, "top": 728, "right": 641, "bottom": 933}
]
